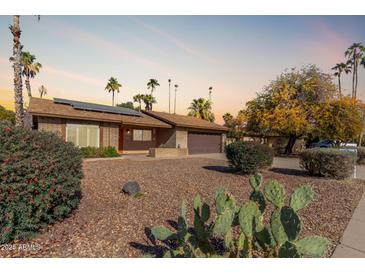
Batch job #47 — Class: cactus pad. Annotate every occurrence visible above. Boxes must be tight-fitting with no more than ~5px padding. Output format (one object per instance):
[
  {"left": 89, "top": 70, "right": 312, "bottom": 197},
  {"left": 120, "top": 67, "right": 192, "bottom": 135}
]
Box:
[
  {"left": 212, "top": 209, "right": 235, "bottom": 236},
  {"left": 151, "top": 226, "right": 176, "bottom": 241},
  {"left": 264, "top": 180, "right": 285, "bottom": 208},
  {"left": 250, "top": 190, "right": 266, "bottom": 213},
  {"left": 295, "top": 236, "right": 329, "bottom": 257},
  {"left": 270, "top": 208, "right": 288, "bottom": 246},
  {"left": 249, "top": 173, "right": 263, "bottom": 191},
  {"left": 290, "top": 185, "right": 314, "bottom": 212},
  {"left": 280, "top": 206, "right": 301, "bottom": 241},
  {"left": 238, "top": 201, "right": 264, "bottom": 237},
  {"left": 278, "top": 241, "right": 300, "bottom": 258}
]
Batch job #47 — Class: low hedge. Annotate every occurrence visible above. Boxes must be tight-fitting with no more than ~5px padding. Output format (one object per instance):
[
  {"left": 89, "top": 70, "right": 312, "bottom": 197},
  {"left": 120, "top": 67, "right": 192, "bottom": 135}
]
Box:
[
  {"left": 0, "top": 121, "right": 83, "bottom": 243},
  {"left": 357, "top": 147, "right": 365, "bottom": 165},
  {"left": 225, "top": 141, "right": 274, "bottom": 174},
  {"left": 80, "top": 146, "right": 119, "bottom": 158},
  {"left": 299, "top": 148, "right": 355, "bottom": 179}
]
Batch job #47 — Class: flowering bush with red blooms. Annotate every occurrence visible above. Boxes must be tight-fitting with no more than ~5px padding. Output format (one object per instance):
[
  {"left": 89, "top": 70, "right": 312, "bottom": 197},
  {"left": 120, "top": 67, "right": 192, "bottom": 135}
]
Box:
[{"left": 0, "top": 121, "right": 83, "bottom": 243}]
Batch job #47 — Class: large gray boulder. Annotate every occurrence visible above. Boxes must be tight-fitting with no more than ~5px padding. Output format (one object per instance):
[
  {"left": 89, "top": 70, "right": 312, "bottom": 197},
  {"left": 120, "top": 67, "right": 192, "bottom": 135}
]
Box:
[{"left": 122, "top": 181, "right": 141, "bottom": 196}]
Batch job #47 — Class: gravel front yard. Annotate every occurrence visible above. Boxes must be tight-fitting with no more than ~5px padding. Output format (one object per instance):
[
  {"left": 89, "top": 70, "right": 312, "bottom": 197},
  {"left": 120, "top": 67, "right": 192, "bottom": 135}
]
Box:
[{"left": 1, "top": 157, "right": 364, "bottom": 258}]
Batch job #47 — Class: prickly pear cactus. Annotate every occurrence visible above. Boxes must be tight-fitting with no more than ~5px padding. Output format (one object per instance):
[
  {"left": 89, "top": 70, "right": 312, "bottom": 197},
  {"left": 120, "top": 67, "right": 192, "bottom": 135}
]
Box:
[
  {"left": 212, "top": 209, "right": 235, "bottom": 237},
  {"left": 270, "top": 208, "right": 288, "bottom": 246},
  {"left": 290, "top": 185, "right": 314, "bottom": 212},
  {"left": 249, "top": 173, "right": 263, "bottom": 191},
  {"left": 238, "top": 201, "right": 264, "bottom": 237},
  {"left": 215, "top": 188, "right": 237, "bottom": 215},
  {"left": 280, "top": 206, "right": 301, "bottom": 241},
  {"left": 149, "top": 173, "right": 330, "bottom": 258},
  {"left": 295, "top": 236, "right": 329, "bottom": 257},
  {"left": 264, "top": 180, "right": 285, "bottom": 208}
]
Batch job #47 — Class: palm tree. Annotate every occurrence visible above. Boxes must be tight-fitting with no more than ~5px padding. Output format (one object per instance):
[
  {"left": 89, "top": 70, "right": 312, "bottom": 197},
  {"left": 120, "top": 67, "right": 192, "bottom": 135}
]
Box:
[
  {"left": 168, "top": 79, "right": 171, "bottom": 113},
  {"left": 105, "top": 77, "right": 122, "bottom": 106},
  {"left": 208, "top": 86, "right": 213, "bottom": 101},
  {"left": 142, "top": 94, "right": 156, "bottom": 111},
  {"left": 38, "top": 85, "right": 47, "bottom": 98},
  {"left": 222, "top": 112, "right": 234, "bottom": 127},
  {"left": 188, "top": 98, "right": 215, "bottom": 122},
  {"left": 147, "top": 79, "right": 160, "bottom": 95},
  {"left": 133, "top": 94, "right": 144, "bottom": 111},
  {"left": 174, "top": 84, "right": 178, "bottom": 114},
  {"left": 331, "top": 63, "right": 351, "bottom": 96},
  {"left": 21, "top": 51, "right": 42, "bottom": 98},
  {"left": 9, "top": 15, "right": 24, "bottom": 127},
  {"left": 345, "top": 42, "right": 365, "bottom": 98}
]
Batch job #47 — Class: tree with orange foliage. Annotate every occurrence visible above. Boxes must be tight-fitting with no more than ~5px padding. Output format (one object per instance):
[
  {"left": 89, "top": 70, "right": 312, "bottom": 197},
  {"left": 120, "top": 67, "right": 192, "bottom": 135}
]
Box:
[
  {"left": 313, "top": 96, "right": 363, "bottom": 144},
  {"left": 245, "top": 65, "right": 337, "bottom": 154}
]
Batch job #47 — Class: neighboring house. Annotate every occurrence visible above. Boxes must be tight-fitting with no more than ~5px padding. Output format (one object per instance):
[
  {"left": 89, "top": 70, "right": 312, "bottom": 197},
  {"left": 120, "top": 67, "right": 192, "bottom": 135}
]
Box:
[{"left": 28, "top": 98, "right": 228, "bottom": 154}]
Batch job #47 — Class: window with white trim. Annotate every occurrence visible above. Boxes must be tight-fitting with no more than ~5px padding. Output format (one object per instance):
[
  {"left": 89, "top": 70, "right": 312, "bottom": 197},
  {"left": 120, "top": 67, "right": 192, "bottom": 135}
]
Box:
[
  {"left": 133, "top": 129, "right": 152, "bottom": 141},
  {"left": 66, "top": 124, "right": 100, "bottom": 147}
]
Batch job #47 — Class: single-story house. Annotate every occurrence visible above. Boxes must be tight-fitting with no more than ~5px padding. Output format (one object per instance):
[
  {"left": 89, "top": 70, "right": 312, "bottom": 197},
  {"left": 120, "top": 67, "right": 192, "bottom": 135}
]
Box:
[{"left": 28, "top": 98, "right": 228, "bottom": 154}]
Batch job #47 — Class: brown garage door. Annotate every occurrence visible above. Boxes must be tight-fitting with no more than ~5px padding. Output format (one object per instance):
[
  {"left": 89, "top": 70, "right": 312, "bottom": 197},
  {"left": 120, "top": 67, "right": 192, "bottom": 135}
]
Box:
[{"left": 188, "top": 132, "right": 222, "bottom": 154}]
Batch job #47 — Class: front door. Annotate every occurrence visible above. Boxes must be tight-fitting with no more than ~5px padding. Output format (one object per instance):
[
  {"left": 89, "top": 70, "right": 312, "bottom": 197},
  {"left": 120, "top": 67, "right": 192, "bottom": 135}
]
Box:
[{"left": 118, "top": 126, "right": 124, "bottom": 151}]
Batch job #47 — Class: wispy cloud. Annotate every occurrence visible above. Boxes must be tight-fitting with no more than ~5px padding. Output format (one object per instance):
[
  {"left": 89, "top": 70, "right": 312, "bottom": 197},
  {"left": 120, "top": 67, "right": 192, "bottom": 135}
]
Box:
[
  {"left": 132, "top": 17, "right": 215, "bottom": 62},
  {"left": 47, "top": 18, "right": 170, "bottom": 72},
  {"left": 43, "top": 65, "right": 106, "bottom": 87},
  {"left": 304, "top": 17, "right": 351, "bottom": 64},
  {"left": 0, "top": 55, "right": 105, "bottom": 88}
]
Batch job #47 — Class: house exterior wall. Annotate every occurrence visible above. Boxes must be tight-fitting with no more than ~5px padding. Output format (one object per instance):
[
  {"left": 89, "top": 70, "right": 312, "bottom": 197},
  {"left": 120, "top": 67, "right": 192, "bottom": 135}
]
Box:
[
  {"left": 176, "top": 128, "right": 188, "bottom": 148},
  {"left": 155, "top": 127, "right": 189, "bottom": 149},
  {"left": 122, "top": 126, "right": 157, "bottom": 151},
  {"left": 156, "top": 128, "right": 176, "bottom": 148},
  {"left": 100, "top": 122, "right": 119, "bottom": 149},
  {"left": 36, "top": 116, "right": 119, "bottom": 149},
  {"left": 38, "top": 117, "right": 64, "bottom": 137}
]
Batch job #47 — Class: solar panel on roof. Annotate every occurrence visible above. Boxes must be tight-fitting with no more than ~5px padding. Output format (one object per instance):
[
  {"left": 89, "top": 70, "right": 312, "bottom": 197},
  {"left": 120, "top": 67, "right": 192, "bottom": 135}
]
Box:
[{"left": 53, "top": 97, "right": 142, "bottom": 117}]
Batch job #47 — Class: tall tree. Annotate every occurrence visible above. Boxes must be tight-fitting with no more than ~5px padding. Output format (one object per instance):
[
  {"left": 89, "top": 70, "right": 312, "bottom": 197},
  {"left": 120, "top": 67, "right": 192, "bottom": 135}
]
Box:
[
  {"left": 345, "top": 42, "right": 365, "bottom": 98},
  {"left": 21, "top": 51, "right": 42, "bottom": 98},
  {"left": 222, "top": 113, "right": 234, "bottom": 127},
  {"left": 105, "top": 77, "right": 121, "bottom": 106},
  {"left": 141, "top": 94, "right": 156, "bottom": 111},
  {"left": 313, "top": 97, "right": 363, "bottom": 143},
  {"left": 133, "top": 94, "right": 144, "bottom": 111},
  {"left": 174, "top": 84, "right": 178, "bottom": 114},
  {"left": 38, "top": 85, "right": 47, "bottom": 98},
  {"left": 168, "top": 79, "right": 171, "bottom": 113},
  {"left": 9, "top": 15, "right": 24, "bottom": 127},
  {"left": 331, "top": 63, "right": 351, "bottom": 96},
  {"left": 188, "top": 98, "right": 215, "bottom": 122},
  {"left": 116, "top": 101, "right": 137, "bottom": 110},
  {"left": 244, "top": 65, "right": 337, "bottom": 154},
  {"left": 147, "top": 79, "right": 160, "bottom": 95}
]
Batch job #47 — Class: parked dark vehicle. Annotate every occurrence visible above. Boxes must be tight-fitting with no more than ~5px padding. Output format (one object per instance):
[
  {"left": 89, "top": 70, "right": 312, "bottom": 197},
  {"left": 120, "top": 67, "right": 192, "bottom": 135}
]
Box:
[{"left": 310, "top": 140, "right": 335, "bottom": 148}]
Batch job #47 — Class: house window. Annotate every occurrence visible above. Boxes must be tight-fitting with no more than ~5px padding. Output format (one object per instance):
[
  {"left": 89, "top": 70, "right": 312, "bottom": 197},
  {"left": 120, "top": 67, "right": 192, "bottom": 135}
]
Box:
[
  {"left": 133, "top": 129, "right": 152, "bottom": 141},
  {"left": 66, "top": 124, "right": 100, "bottom": 147}
]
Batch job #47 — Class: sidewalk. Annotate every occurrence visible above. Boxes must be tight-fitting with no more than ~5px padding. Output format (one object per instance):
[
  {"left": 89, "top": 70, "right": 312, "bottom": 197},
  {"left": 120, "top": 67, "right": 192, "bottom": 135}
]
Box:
[{"left": 332, "top": 192, "right": 365, "bottom": 258}]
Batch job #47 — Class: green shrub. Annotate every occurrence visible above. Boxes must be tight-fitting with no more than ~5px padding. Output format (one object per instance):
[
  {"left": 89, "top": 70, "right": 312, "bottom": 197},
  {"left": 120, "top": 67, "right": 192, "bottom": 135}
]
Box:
[
  {"left": 80, "top": 146, "right": 119, "bottom": 158},
  {"left": 357, "top": 147, "right": 365, "bottom": 165},
  {"left": 300, "top": 148, "right": 355, "bottom": 179},
  {"left": 151, "top": 173, "right": 329, "bottom": 258},
  {"left": 225, "top": 141, "right": 274, "bottom": 174},
  {"left": 0, "top": 121, "right": 83, "bottom": 243}
]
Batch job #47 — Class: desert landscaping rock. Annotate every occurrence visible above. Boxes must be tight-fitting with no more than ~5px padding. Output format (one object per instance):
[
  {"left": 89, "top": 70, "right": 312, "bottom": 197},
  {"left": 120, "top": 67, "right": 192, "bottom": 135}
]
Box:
[
  {"left": 1, "top": 157, "right": 364, "bottom": 258},
  {"left": 122, "top": 181, "right": 141, "bottom": 196}
]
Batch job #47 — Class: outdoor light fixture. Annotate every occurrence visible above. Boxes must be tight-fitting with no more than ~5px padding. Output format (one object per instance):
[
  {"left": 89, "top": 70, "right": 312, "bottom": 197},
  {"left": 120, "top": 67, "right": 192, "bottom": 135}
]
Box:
[{"left": 126, "top": 129, "right": 131, "bottom": 134}]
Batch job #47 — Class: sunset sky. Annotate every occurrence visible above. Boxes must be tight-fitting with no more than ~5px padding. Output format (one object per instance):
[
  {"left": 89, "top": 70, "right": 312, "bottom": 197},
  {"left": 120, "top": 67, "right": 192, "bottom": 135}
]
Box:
[{"left": 1, "top": 15, "right": 365, "bottom": 124}]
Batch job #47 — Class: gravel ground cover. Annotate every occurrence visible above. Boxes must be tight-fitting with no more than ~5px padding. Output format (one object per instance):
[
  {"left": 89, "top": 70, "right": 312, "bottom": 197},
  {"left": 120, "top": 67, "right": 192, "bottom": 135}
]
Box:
[{"left": 1, "top": 158, "right": 364, "bottom": 258}]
